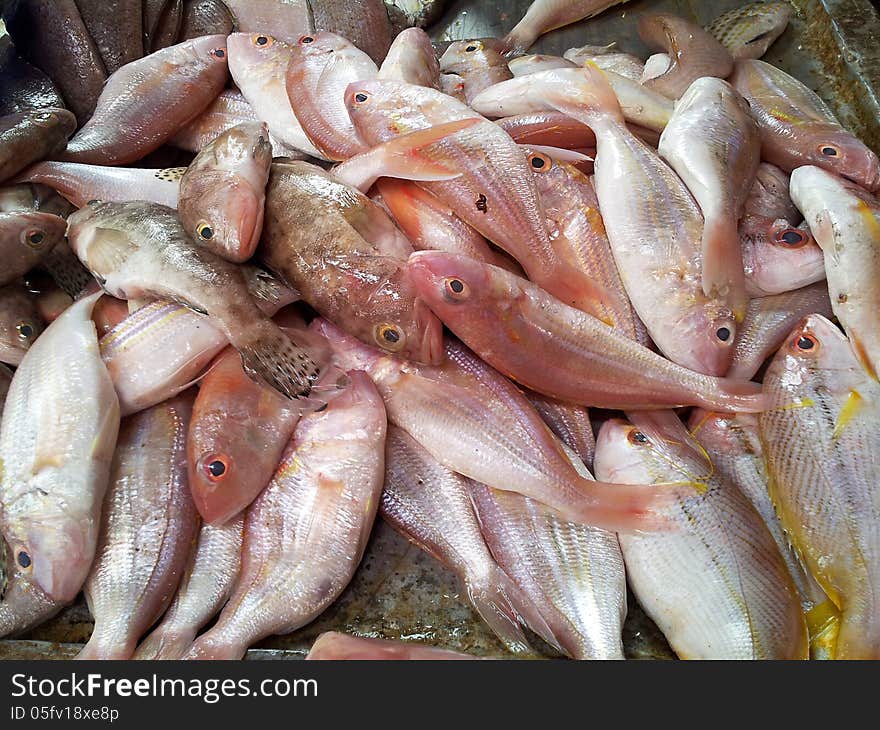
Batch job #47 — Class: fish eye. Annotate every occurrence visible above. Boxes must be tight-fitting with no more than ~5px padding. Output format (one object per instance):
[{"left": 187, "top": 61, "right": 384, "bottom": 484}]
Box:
[
  {"left": 299, "top": 35, "right": 314, "bottom": 44},
  {"left": 87, "top": 199, "right": 100, "bottom": 206},
  {"left": 353, "top": 92, "right": 370, "bottom": 104},
  {"left": 32, "top": 111, "right": 54, "bottom": 124},
  {"left": 627, "top": 429, "right": 650, "bottom": 445},
  {"left": 374, "top": 323, "right": 405, "bottom": 351},
  {"left": 716, "top": 326, "right": 732, "bottom": 343},
  {"left": 774, "top": 228, "right": 808, "bottom": 247},
  {"left": 465, "top": 44, "right": 479, "bottom": 52},
  {"left": 23, "top": 228, "right": 46, "bottom": 247},
  {"left": 16, "top": 321, "right": 36, "bottom": 341},
  {"left": 793, "top": 332, "right": 819, "bottom": 353},
  {"left": 819, "top": 144, "right": 840, "bottom": 157},
  {"left": 16, "top": 549, "right": 31, "bottom": 571},
  {"left": 196, "top": 222, "right": 214, "bottom": 240},
  {"left": 201, "top": 455, "right": 230, "bottom": 482},
  {"left": 528, "top": 152, "right": 551, "bottom": 172},
  {"left": 443, "top": 277, "right": 469, "bottom": 301},
  {"left": 210, "top": 48, "right": 226, "bottom": 59},
  {"left": 254, "top": 35, "right": 274, "bottom": 47}
]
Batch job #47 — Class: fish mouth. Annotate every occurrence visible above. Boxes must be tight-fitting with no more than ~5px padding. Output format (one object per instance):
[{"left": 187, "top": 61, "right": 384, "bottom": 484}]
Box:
[{"left": 413, "top": 298, "right": 445, "bottom": 365}]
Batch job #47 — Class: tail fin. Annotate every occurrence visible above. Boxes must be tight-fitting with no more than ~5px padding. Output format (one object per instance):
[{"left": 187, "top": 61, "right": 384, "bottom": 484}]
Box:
[
  {"left": 181, "top": 632, "right": 248, "bottom": 661},
  {"left": 696, "top": 378, "right": 768, "bottom": 414},
  {"left": 333, "top": 119, "right": 480, "bottom": 192},
  {"left": 701, "top": 214, "right": 748, "bottom": 321},
  {"left": 133, "top": 628, "right": 195, "bottom": 661},
  {"left": 545, "top": 63, "right": 625, "bottom": 128},
  {"left": 235, "top": 321, "right": 325, "bottom": 401},
  {"left": 75, "top": 634, "right": 136, "bottom": 660}
]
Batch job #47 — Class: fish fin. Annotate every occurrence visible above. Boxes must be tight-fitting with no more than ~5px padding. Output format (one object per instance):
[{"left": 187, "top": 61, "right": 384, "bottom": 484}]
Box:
[
  {"left": 700, "top": 215, "right": 748, "bottom": 321},
  {"left": 86, "top": 228, "right": 135, "bottom": 273},
  {"left": 807, "top": 599, "right": 840, "bottom": 660},
  {"left": 848, "top": 334, "right": 879, "bottom": 383},
  {"left": 697, "top": 378, "right": 767, "bottom": 414},
  {"left": 236, "top": 322, "right": 325, "bottom": 401},
  {"left": 243, "top": 266, "right": 300, "bottom": 314},
  {"left": 545, "top": 63, "right": 626, "bottom": 127},
  {"left": 550, "top": 264, "right": 620, "bottom": 326},
  {"left": 832, "top": 390, "right": 864, "bottom": 441},
  {"left": 181, "top": 632, "right": 247, "bottom": 660},
  {"left": 464, "top": 571, "right": 533, "bottom": 655}
]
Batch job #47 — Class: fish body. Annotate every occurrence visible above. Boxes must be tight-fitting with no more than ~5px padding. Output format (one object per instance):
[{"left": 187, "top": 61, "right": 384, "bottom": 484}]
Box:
[
  {"left": 706, "top": 1, "right": 793, "bottom": 60},
  {"left": 0, "top": 210, "right": 66, "bottom": 288},
  {"left": 179, "top": 0, "right": 235, "bottom": 39},
  {"left": 760, "top": 314, "right": 880, "bottom": 659},
  {"left": 311, "top": 0, "right": 393, "bottom": 64},
  {"left": 307, "top": 632, "right": 474, "bottom": 659},
  {"left": 77, "top": 394, "right": 198, "bottom": 660},
  {"left": 564, "top": 45, "right": 644, "bottom": 81},
  {"left": 503, "top": 0, "right": 631, "bottom": 55},
  {"left": 0, "top": 108, "right": 76, "bottom": 183},
  {"left": 0, "top": 283, "right": 44, "bottom": 366},
  {"left": 509, "top": 54, "right": 577, "bottom": 76},
  {"left": 523, "top": 391, "right": 594, "bottom": 467},
  {"left": 75, "top": 0, "right": 144, "bottom": 73},
  {"left": 378, "top": 28, "right": 440, "bottom": 88}
]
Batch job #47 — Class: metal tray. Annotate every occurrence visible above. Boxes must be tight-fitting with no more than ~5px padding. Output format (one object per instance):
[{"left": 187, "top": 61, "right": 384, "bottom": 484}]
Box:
[{"left": 3, "top": 0, "right": 879, "bottom": 661}]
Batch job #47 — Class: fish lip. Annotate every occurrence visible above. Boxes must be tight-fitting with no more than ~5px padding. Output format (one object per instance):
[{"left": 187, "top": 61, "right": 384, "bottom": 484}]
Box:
[{"left": 413, "top": 298, "right": 444, "bottom": 365}]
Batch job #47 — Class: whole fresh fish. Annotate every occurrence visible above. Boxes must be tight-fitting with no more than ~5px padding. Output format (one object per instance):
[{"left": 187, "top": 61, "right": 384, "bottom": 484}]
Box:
[
  {"left": 731, "top": 60, "right": 880, "bottom": 191},
  {"left": 378, "top": 28, "right": 440, "bottom": 88},
  {"left": 100, "top": 266, "right": 297, "bottom": 415},
  {"left": 637, "top": 13, "right": 733, "bottom": 100},
  {"left": 62, "top": 36, "right": 229, "bottom": 165},
  {"left": 0, "top": 293, "right": 120, "bottom": 606},
  {"left": 0, "top": 56, "right": 68, "bottom": 118},
  {"left": 306, "top": 632, "right": 475, "bottom": 660},
  {"left": 689, "top": 409, "right": 829, "bottom": 617},
  {"left": 0, "top": 108, "right": 76, "bottom": 183},
  {"left": 534, "top": 65, "right": 737, "bottom": 375},
  {"left": 439, "top": 40, "right": 513, "bottom": 104},
  {"left": 790, "top": 165, "right": 880, "bottom": 379},
  {"left": 67, "top": 201, "right": 324, "bottom": 401},
  {"left": 470, "top": 446, "right": 627, "bottom": 660},
  {"left": 11, "top": 0, "right": 106, "bottom": 124},
  {"left": 383, "top": 0, "right": 447, "bottom": 29},
  {"left": 222, "top": 0, "right": 312, "bottom": 45},
  {"left": 658, "top": 77, "right": 759, "bottom": 319},
  {"left": 286, "top": 33, "right": 377, "bottom": 161},
  {"left": 227, "top": 34, "right": 326, "bottom": 159},
  {"left": 524, "top": 391, "right": 594, "bottom": 467},
  {"left": 18, "top": 162, "right": 184, "bottom": 208},
  {"left": 184, "top": 371, "right": 386, "bottom": 660},
  {"left": 509, "top": 54, "right": 577, "bottom": 77},
  {"left": 311, "top": 0, "right": 393, "bottom": 65},
  {"left": 760, "top": 314, "right": 880, "bottom": 659},
  {"left": 382, "top": 426, "right": 555, "bottom": 652},
  {"left": 134, "top": 516, "right": 243, "bottom": 660},
  {"left": 76, "top": 394, "right": 199, "bottom": 660},
  {"left": 707, "top": 1, "right": 793, "bottom": 60},
  {"left": 469, "top": 68, "right": 674, "bottom": 133},
  {"left": 178, "top": 122, "right": 272, "bottom": 263},
  {"left": 0, "top": 211, "right": 66, "bottom": 287},
  {"left": 259, "top": 161, "right": 444, "bottom": 364},
  {"left": 74, "top": 0, "right": 144, "bottom": 73},
  {"left": 0, "top": 283, "right": 43, "bottom": 366},
  {"left": 594, "top": 412, "right": 808, "bottom": 659},
  {"left": 179, "top": 0, "right": 235, "bottom": 40},
  {"left": 346, "top": 79, "right": 620, "bottom": 320},
  {"left": 188, "top": 346, "right": 303, "bottom": 525},
  {"left": 408, "top": 251, "right": 765, "bottom": 412},
  {"left": 315, "top": 319, "right": 684, "bottom": 533},
  {"left": 564, "top": 45, "right": 644, "bottom": 81},
  {"left": 502, "top": 0, "right": 631, "bottom": 55},
  {"left": 741, "top": 217, "right": 824, "bottom": 297},
  {"left": 728, "top": 282, "right": 832, "bottom": 380}
]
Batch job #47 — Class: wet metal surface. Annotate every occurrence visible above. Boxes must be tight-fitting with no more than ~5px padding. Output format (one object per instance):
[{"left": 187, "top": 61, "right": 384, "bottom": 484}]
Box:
[{"left": 3, "top": 0, "right": 879, "bottom": 660}]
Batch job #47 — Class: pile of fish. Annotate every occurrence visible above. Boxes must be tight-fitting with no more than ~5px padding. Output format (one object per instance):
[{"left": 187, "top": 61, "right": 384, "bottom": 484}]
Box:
[{"left": 0, "top": 0, "right": 878, "bottom": 661}]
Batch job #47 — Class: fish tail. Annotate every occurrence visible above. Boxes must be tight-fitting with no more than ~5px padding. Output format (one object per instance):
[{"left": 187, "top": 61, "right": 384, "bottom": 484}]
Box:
[
  {"left": 548, "top": 62, "right": 625, "bottom": 127},
  {"left": 234, "top": 321, "right": 325, "bottom": 402},
  {"left": 133, "top": 627, "right": 196, "bottom": 661},
  {"left": 75, "top": 633, "right": 136, "bottom": 660},
  {"left": 181, "top": 631, "right": 248, "bottom": 661},
  {"left": 465, "top": 569, "right": 533, "bottom": 655},
  {"left": 701, "top": 214, "right": 748, "bottom": 320},
  {"left": 835, "top": 603, "right": 880, "bottom": 659},
  {"left": 698, "top": 378, "right": 767, "bottom": 414}
]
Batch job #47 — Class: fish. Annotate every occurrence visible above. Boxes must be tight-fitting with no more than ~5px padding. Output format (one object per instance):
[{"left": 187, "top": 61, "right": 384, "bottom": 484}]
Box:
[
  {"left": 310, "top": 0, "right": 393, "bottom": 65},
  {"left": 0, "top": 108, "right": 76, "bottom": 183},
  {"left": 0, "top": 183, "right": 75, "bottom": 219},
  {"left": 745, "top": 162, "right": 800, "bottom": 222},
  {"left": 594, "top": 412, "right": 808, "bottom": 659},
  {"left": 523, "top": 391, "right": 594, "bottom": 468},
  {"left": 188, "top": 346, "right": 303, "bottom": 525},
  {"left": 382, "top": 426, "right": 555, "bottom": 653},
  {"left": 496, "top": 111, "right": 596, "bottom": 149},
  {"left": 133, "top": 515, "right": 243, "bottom": 660},
  {"left": 0, "top": 292, "right": 120, "bottom": 605},
  {"left": 539, "top": 64, "right": 737, "bottom": 375},
  {"left": 315, "top": 318, "right": 685, "bottom": 533},
  {"left": 658, "top": 77, "right": 760, "bottom": 318},
  {"left": 178, "top": 122, "right": 272, "bottom": 263},
  {"left": 790, "top": 165, "right": 880, "bottom": 379},
  {"left": 306, "top": 632, "right": 476, "bottom": 659},
  {"left": 509, "top": 54, "right": 577, "bottom": 76},
  {"left": 17, "top": 162, "right": 184, "bottom": 208},
  {"left": 258, "top": 161, "right": 444, "bottom": 365},
  {"left": 0, "top": 210, "right": 66, "bottom": 288},
  {"left": 760, "top": 314, "right": 880, "bottom": 659},
  {"left": 378, "top": 28, "right": 440, "bottom": 88},
  {"left": 469, "top": 68, "right": 674, "bottom": 132},
  {"left": 100, "top": 266, "right": 298, "bottom": 416},
  {"left": 76, "top": 393, "right": 199, "bottom": 660},
  {"left": 37, "top": 242, "right": 94, "bottom": 299},
  {"left": 227, "top": 34, "right": 326, "bottom": 160},
  {"left": 637, "top": 13, "right": 734, "bottom": 100},
  {"left": 728, "top": 282, "right": 833, "bottom": 380},
  {"left": 34, "top": 286, "right": 73, "bottom": 325},
  {"left": 730, "top": 60, "right": 880, "bottom": 191},
  {"left": 286, "top": 33, "right": 377, "bottom": 161},
  {"left": 10, "top": 0, "right": 107, "bottom": 124},
  {"left": 183, "top": 370, "right": 387, "bottom": 660},
  {"left": 528, "top": 148, "right": 645, "bottom": 341},
  {"left": 407, "top": 251, "right": 766, "bottom": 412},
  {"left": 563, "top": 45, "right": 644, "bottom": 81},
  {"left": 439, "top": 72, "right": 467, "bottom": 103},
  {"left": 0, "top": 283, "right": 44, "bottom": 366},
  {"left": 706, "top": 1, "right": 793, "bottom": 60},
  {"left": 222, "top": 0, "right": 312, "bottom": 43},
  {"left": 0, "top": 533, "right": 62, "bottom": 639},
  {"left": 144, "top": 0, "right": 184, "bottom": 52},
  {"left": 688, "top": 409, "right": 830, "bottom": 618},
  {"left": 0, "top": 363, "right": 11, "bottom": 407},
  {"left": 74, "top": 0, "right": 144, "bottom": 73},
  {"left": 67, "top": 200, "right": 325, "bottom": 401},
  {"left": 91, "top": 295, "right": 130, "bottom": 337},
  {"left": 62, "top": 35, "right": 229, "bottom": 165},
  {"left": 346, "top": 79, "right": 621, "bottom": 321},
  {"left": 502, "top": 0, "right": 631, "bottom": 55},
  {"left": 469, "top": 445, "right": 627, "bottom": 660},
  {"left": 178, "top": 0, "right": 235, "bottom": 40},
  {"left": 439, "top": 40, "right": 513, "bottom": 105},
  {"left": 0, "top": 56, "right": 68, "bottom": 118},
  {"left": 383, "top": 0, "right": 447, "bottom": 29},
  {"left": 741, "top": 217, "right": 825, "bottom": 297}
]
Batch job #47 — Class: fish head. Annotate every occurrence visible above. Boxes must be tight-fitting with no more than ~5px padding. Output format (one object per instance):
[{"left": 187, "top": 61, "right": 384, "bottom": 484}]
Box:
[
  {"left": 0, "top": 285, "right": 44, "bottom": 365},
  {"left": 776, "top": 314, "right": 857, "bottom": 378},
  {"left": 22, "top": 107, "right": 77, "bottom": 140},
  {"left": 182, "top": 177, "right": 264, "bottom": 264},
  {"left": 1, "top": 210, "right": 65, "bottom": 256},
  {"left": 675, "top": 300, "right": 738, "bottom": 377},
  {"left": 295, "top": 31, "right": 359, "bottom": 57},
  {"left": 227, "top": 32, "right": 289, "bottom": 81},
  {"left": 310, "top": 317, "right": 391, "bottom": 376},
  {"left": 800, "top": 130, "right": 880, "bottom": 191},
  {"left": 345, "top": 79, "right": 445, "bottom": 144},
  {"left": 439, "top": 39, "right": 507, "bottom": 76},
  {"left": 742, "top": 216, "right": 824, "bottom": 294},
  {"left": 181, "top": 33, "right": 229, "bottom": 68}
]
